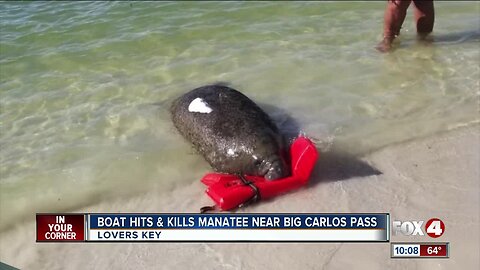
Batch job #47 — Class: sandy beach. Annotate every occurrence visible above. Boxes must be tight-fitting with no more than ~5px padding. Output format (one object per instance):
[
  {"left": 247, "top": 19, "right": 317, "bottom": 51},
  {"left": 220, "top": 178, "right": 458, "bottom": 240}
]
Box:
[
  {"left": 1, "top": 2, "right": 479, "bottom": 269},
  {"left": 1, "top": 125, "right": 478, "bottom": 269}
]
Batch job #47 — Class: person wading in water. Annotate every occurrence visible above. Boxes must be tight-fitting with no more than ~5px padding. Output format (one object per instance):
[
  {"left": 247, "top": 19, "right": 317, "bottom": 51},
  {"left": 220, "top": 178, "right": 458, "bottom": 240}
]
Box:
[{"left": 376, "top": 0, "right": 435, "bottom": 52}]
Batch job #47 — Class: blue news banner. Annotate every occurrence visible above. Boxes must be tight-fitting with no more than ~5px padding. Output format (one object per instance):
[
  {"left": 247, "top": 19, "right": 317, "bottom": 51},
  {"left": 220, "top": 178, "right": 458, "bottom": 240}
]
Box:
[{"left": 85, "top": 214, "right": 389, "bottom": 242}]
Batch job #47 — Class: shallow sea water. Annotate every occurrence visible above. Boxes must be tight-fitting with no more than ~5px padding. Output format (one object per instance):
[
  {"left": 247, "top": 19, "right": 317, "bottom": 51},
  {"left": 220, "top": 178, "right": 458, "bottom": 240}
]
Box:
[{"left": 0, "top": 2, "right": 479, "bottom": 230}]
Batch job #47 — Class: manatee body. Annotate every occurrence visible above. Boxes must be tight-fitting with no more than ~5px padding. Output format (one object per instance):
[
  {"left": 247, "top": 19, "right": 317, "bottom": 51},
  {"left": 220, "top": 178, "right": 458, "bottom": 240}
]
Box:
[{"left": 170, "top": 84, "right": 289, "bottom": 180}]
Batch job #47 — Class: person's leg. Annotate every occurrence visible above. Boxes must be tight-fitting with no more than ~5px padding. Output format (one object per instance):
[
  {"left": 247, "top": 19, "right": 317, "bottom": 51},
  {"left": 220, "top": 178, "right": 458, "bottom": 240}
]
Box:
[
  {"left": 413, "top": 0, "right": 435, "bottom": 38},
  {"left": 376, "top": 0, "right": 412, "bottom": 52}
]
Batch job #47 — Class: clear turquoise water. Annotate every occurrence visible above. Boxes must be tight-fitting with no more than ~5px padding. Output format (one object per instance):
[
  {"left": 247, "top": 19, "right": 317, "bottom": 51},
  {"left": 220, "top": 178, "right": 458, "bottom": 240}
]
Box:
[{"left": 1, "top": 2, "right": 479, "bottom": 230}]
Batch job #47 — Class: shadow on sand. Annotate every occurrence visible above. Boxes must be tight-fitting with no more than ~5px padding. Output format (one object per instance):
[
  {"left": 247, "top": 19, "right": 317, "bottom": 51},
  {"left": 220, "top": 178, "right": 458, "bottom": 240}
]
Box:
[
  {"left": 260, "top": 103, "right": 382, "bottom": 184},
  {"left": 309, "top": 150, "right": 382, "bottom": 185},
  {"left": 431, "top": 29, "right": 480, "bottom": 45}
]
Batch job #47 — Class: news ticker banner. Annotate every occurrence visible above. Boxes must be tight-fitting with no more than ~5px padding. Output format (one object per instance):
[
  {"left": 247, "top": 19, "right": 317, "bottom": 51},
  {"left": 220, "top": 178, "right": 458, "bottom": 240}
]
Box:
[
  {"left": 36, "top": 213, "right": 389, "bottom": 242},
  {"left": 391, "top": 243, "right": 449, "bottom": 258}
]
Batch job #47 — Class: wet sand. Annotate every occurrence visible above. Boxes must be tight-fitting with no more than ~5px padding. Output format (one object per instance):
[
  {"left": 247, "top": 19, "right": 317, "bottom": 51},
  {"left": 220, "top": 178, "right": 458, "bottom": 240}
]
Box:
[{"left": 1, "top": 125, "right": 478, "bottom": 269}]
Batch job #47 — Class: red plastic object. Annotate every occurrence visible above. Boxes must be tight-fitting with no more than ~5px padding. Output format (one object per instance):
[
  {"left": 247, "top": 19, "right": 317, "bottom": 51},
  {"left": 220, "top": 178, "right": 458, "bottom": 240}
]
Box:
[{"left": 201, "top": 136, "right": 319, "bottom": 210}]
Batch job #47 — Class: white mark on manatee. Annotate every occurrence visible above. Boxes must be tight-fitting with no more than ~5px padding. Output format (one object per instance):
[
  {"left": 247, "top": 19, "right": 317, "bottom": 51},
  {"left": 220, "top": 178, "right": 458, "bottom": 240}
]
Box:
[{"left": 188, "top": 98, "right": 212, "bottom": 114}]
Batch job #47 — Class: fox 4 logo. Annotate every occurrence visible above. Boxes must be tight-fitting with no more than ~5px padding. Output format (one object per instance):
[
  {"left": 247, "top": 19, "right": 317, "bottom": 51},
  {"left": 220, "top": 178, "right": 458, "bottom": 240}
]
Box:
[{"left": 392, "top": 218, "right": 445, "bottom": 238}]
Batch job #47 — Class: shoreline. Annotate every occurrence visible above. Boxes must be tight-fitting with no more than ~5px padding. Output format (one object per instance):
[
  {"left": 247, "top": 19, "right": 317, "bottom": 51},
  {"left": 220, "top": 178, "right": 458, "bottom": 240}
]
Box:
[{"left": 1, "top": 125, "right": 478, "bottom": 269}]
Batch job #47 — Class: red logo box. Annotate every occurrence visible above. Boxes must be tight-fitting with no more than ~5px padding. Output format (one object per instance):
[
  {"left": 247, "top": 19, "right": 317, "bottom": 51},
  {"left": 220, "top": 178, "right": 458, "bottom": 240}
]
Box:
[
  {"left": 420, "top": 243, "right": 448, "bottom": 257},
  {"left": 36, "top": 214, "right": 85, "bottom": 242}
]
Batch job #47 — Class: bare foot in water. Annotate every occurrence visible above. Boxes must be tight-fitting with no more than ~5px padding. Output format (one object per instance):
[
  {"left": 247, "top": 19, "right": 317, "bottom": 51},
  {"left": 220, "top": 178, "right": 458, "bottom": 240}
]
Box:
[
  {"left": 415, "top": 32, "right": 435, "bottom": 48},
  {"left": 375, "top": 37, "right": 394, "bottom": 53}
]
